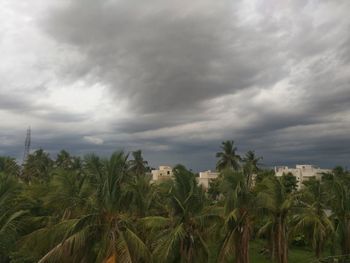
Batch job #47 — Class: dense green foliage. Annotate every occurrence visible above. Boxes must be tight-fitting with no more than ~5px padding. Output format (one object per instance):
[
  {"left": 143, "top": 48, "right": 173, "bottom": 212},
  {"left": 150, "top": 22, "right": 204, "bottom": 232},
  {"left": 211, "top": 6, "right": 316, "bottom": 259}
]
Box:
[{"left": 0, "top": 142, "right": 349, "bottom": 263}]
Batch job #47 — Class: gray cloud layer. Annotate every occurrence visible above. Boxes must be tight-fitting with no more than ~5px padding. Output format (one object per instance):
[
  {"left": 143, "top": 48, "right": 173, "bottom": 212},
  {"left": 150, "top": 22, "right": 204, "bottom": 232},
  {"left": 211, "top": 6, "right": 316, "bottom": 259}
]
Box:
[
  {"left": 44, "top": 0, "right": 286, "bottom": 113},
  {"left": 0, "top": 0, "right": 349, "bottom": 169}
]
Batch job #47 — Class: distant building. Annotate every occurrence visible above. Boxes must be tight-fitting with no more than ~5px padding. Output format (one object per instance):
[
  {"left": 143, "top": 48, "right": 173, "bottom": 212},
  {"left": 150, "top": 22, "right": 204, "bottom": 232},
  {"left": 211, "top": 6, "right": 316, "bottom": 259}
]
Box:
[
  {"left": 274, "top": 164, "right": 331, "bottom": 190},
  {"left": 197, "top": 170, "right": 219, "bottom": 189},
  {"left": 151, "top": 165, "right": 173, "bottom": 181}
]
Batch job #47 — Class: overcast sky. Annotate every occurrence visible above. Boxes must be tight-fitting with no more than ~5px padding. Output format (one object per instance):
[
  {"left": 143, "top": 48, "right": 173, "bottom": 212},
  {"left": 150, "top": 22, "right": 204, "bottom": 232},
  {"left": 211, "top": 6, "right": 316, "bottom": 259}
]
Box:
[{"left": 0, "top": 0, "right": 349, "bottom": 170}]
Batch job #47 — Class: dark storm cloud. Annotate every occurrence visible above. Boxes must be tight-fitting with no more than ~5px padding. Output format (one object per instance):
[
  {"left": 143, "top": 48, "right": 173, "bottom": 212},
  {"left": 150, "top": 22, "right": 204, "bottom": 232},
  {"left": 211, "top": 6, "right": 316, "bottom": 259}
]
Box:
[
  {"left": 43, "top": 0, "right": 287, "bottom": 115},
  {"left": 1, "top": 0, "right": 349, "bottom": 169}
]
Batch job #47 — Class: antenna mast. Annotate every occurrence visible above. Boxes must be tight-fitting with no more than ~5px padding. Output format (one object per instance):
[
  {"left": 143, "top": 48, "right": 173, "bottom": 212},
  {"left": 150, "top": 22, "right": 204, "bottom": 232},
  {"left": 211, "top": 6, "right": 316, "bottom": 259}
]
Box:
[{"left": 23, "top": 126, "right": 31, "bottom": 163}]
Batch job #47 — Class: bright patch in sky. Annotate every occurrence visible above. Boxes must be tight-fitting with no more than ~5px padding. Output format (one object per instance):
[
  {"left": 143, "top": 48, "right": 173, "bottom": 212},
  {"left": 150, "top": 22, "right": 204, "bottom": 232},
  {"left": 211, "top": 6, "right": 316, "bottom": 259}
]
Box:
[
  {"left": 46, "top": 82, "right": 107, "bottom": 113},
  {"left": 83, "top": 136, "right": 104, "bottom": 145}
]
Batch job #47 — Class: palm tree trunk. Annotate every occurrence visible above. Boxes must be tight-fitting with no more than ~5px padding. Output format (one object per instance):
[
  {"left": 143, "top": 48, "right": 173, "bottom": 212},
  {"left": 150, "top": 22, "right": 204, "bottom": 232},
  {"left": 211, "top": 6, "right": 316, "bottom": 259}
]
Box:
[
  {"left": 180, "top": 239, "right": 185, "bottom": 261},
  {"left": 274, "top": 217, "right": 288, "bottom": 263},
  {"left": 282, "top": 225, "right": 288, "bottom": 263},
  {"left": 235, "top": 222, "right": 250, "bottom": 263},
  {"left": 269, "top": 229, "right": 275, "bottom": 261},
  {"left": 275, "top": 222, "right": 282, "bottom": 263},
  {"left": 187, "top": 245, "right": 193, "bottom": 263},
  {"left": 315, "top": 240, "right": 321, "bottom": 258},
  {"left": 330, "top": 234, "right": 336, "bottom": 256}
]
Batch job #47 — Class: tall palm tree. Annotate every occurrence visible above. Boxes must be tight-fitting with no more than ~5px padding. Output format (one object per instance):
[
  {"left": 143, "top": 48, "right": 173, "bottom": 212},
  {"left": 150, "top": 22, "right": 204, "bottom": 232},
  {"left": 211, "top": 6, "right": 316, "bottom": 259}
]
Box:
[
  {"left": 55, "top": 150, "right": 74, "bottom": 170},
  {"left": 143, "top": 165, "right": 216, "bottom": 263},
  {"left": 216, "top": 141, "right": 241, "bottom": 172},
  {"left": 281, "top": 173, "right": 298, "bottom": 193},
  {"left": 218, "top": 169, "right": 254, "bottom": 263},
  {"left": 22, "top": 149, "right": 53, "bottom": 182},
  {"left": 124, "top": 174, "right": 155, "bottom": 217},
  {"left": 0, "top": 156, "right": 20, "bottom": 177},
  {"left": 292, "top": 180, "right": 333, "bottom": 258},
  {"left": 128, "top": 150, "right": 149, "bottom": 177},
  {"left": 20, "top": 151, "right": 150, "bottom": 263},
  {"left": 256, "top": 176, "right": 295, "bottom": 263},
  {"left": 44, "top": 170, "right": 91, "bottom": 220},
  {"left": 329, "top": 175, "right": 350, "bottom": 256},
  {"left": 0, "top": 173, "right": 27, "bottom": 262},
  {"left": 242, "top": 150, "right": 262, "bottom": 188}
]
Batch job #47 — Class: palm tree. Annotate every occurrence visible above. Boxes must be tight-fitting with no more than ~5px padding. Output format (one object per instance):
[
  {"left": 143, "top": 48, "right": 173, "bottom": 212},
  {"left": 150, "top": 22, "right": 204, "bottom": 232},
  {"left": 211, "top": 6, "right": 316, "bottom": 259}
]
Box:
[
  {"left": 292, "top": 180, "right": 333, "bottom": 258},
  {"left": 281, "top": 173, "right": 298, "bottom": 193},
  {"left": 55, "top": 150, "right": 74, "bottom": 170},
  {"left": 22, "top": 149, "right": 53, "bottom": 182},
  {"left": 124, "top": 174, "right": 155, "bottom": 217},
  {"left": 256, "top": 176, "right": 295, "bottom": 263},
  {"left": 0, "top": 173, "right": 27, "bottom": 262},
  {"left": 143, "top": 165, "right": 216, "bottom": 262},
  {"left": 129, "top": 150, "right": 149, "bottom": 176},
  {"left": 20, "top": 151, "right": 150, "bottom": 263},
  {"left": 218, "top": 169, "right": 254, "bottom": 263},
  {"left": 329, "top": 174, "right": 350, "bottom": 256},
  {"left": 216, "top": 140, "right": 241, "bottom": 171},
  {"left": 255, "top": 169, "right": 275, "bottom": 185},
  {"left": 243, "top": 151, "right": 262, "bottom": 172},
  {"left": 242, "top": 150, "right": 262, "bottom": 188},
  {"left": 207, "top": 177, "right": 222, "bottom": 201},
  {"left": 44, "top": 170, "right": 91, "bottom": 220},
  {"left": 0, "top": 156, "right": 20, "bottom": 177}
]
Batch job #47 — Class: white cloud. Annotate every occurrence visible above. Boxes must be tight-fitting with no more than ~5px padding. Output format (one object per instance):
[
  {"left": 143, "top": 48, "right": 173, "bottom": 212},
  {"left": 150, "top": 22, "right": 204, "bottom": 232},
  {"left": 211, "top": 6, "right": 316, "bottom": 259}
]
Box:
[{"left": 83, "top": 136, "right": 104, "bottom": 145}]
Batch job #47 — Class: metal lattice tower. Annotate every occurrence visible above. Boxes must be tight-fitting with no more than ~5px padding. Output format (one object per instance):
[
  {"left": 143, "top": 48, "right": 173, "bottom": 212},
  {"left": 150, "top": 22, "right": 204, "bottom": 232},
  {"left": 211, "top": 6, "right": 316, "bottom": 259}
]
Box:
[{"left": 23, "top": 126, "right": 31, "bottom": 163}]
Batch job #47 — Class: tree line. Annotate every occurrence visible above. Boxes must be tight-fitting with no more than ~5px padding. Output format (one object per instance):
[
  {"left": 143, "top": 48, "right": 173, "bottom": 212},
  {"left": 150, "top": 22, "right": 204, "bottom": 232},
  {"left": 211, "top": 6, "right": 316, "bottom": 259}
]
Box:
[{"left": 0, "top": 140, "right": 349, "bottom": 263}]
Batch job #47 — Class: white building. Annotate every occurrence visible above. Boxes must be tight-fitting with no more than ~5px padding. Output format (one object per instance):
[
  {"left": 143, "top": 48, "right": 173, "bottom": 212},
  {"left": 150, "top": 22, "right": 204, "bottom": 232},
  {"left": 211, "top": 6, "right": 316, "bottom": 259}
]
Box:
[
  {"left": 197, "top": 170, "right": 219, "bottom": 189},
  {"left": 151, "top": 166, "right": 173, "bottom": 181},
  {"left": 274, "top": 164, "right": 331, "bottom": 190}
]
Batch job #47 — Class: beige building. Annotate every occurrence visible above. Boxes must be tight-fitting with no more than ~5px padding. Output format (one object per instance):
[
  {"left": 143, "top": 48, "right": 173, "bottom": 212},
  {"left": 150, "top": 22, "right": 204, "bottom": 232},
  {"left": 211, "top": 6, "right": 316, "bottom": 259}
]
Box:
[
  {"left": 152, "top": 167, "right": 219, "bottom": 188},
  {"left": 274, "top": 164, "right": 331, "bottom": 190},
  {"left": 197, "top": 170, "right": 219, "bottom": 189},
  {"left": 151, "top": 165, "right": 173, "bottom": 181}
]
